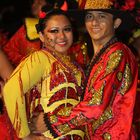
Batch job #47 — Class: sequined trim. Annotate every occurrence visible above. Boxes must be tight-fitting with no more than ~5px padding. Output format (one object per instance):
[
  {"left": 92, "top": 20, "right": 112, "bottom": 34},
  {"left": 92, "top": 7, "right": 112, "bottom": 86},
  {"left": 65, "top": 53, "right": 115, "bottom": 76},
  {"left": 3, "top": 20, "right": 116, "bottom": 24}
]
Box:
[
  {"left": 50, "top": 115, "right": 57, "bottom": 124},
  {"left": 57, "top": 106, "right": 72, "bottom": 117},
  {"left": 85, "top": 0, "right": 113, "bottom": 9},
  {"left": 92, "top": 106, "right": 113, "bottom": 133},
  {"left": 70, "top": 113, "right": 87, "bottom": 126},
  {"left": 88, "top": 82, "right": 105, "bottom": 105},
  {"left": 104, "top": 50, "right": 123, "bottom": 78},
  {"left": 88, "top": 64, "right": 103, "bottom": 91},
  {"left": 57, "top": 123, "right": 71, "bottom": 134},
  {"left": 103, "top": 132, "right": 111, "bottom": 140},
  {"left": 117, "top": 71, "right": 123, "bottom": 81},
  {"left": 119, "top": 63, "right": 132, "bottom": 95},
  {"left": 25, "top": 18, "right": 39, "bottom": 40}
]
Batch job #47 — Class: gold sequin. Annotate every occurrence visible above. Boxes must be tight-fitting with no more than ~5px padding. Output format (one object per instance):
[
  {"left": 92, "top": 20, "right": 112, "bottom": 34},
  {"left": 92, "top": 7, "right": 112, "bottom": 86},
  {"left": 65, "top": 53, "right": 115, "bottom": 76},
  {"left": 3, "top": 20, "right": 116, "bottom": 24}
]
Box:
[
  {"left": 57, "top": 123, "right": 71, "bottom": 134},
  {"left": 50, "top": 115, "right": 57, "bottom": 124},
  {"left": 71, "top": 113, "right": 87, "bottom": 126},
  {"left": 92, "top": 106, "right": 113, "bottom": 133},
  {"left": 104, "top": 50, "right": 123, "bottom": 77},
  {"left": 103, "top": 132, "right": 111, "bottom": 140},
  {"left": 57, "top": 106, "right": 72, "bottom": 117},
  {"left": 119, "top": 63, "right": 132, "bottom": 95},
  {"left": 117, "top": 71, "right": 123, "bottom": 81},
  {"left": 89, "top": 65, "right": 103, "bottom": 91},
  {"left": 85, "top": 0, "right": 113, "bottom": 9},
  {"left": 89, "top": 82, "right": 105, "bottom": 105}
]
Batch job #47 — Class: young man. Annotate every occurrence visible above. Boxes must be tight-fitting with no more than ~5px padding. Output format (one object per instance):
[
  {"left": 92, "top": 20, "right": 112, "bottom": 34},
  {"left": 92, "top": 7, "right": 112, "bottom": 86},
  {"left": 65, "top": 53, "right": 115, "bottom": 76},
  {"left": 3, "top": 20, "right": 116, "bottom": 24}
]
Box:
[{"left": 31, "top": 0, "right": 139, "bottom": 139}]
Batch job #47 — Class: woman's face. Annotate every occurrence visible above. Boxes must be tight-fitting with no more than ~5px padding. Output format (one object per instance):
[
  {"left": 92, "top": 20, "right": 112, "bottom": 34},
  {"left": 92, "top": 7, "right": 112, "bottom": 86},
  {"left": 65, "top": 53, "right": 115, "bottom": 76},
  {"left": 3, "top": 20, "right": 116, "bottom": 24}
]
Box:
[
  {"left": 85, "top": 11, "right": 115, "bottom": 42},
  {"left": 40, "top": 15, "right": 73, "bottom": 54}
]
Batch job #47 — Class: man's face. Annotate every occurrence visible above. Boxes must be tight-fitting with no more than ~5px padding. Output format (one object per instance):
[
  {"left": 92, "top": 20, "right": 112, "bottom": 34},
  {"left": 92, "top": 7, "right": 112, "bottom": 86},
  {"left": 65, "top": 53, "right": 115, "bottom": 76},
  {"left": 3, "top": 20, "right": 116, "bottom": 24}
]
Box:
[{"left": 85, "top": 11, "right": 115, "bottom": 42}]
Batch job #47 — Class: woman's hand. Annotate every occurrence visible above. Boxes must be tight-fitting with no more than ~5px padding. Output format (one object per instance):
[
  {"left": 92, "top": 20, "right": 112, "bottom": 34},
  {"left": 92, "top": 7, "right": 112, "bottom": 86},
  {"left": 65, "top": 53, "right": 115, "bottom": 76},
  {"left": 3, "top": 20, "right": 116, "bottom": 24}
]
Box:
[{"left": 29, "top": 112, "right": 47, "bottom": 134}]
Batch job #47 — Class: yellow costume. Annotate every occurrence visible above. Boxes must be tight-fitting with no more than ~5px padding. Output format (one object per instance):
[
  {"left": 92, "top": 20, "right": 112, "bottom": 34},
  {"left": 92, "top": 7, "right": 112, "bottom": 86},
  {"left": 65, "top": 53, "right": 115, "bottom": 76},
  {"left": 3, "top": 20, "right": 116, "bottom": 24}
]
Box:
[{"left": 3, "top": 48, "right": 86, "bottom": 139}]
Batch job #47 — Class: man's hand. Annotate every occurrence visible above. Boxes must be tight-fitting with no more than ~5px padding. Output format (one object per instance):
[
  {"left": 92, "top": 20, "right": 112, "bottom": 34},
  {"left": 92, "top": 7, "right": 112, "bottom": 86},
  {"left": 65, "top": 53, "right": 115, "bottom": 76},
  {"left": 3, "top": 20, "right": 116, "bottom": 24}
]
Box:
[
  {"left": 22, "top": 133, "right": 51, "bottom": 140},
  {"left": 29, "top": 112, "right": 47, "bottom": 133}
]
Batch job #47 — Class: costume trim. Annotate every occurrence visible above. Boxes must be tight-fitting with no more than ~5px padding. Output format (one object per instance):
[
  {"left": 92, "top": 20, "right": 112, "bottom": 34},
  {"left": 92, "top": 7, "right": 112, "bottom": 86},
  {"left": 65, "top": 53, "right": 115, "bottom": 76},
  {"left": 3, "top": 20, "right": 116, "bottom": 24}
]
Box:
[
  {"left": 24, "top": 18, "right": 39, "bottom": 41},
  {"left": 44, "top": 113, "right": 58, "bottom": 138}
]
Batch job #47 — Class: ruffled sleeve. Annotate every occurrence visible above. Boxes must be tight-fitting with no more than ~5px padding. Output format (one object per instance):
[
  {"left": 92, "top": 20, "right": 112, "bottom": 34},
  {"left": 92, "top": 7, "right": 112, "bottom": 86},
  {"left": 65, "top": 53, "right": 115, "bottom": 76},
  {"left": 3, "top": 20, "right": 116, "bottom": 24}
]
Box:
[{"left": 3, "top": 50, "right": 49, "bottom": 138}]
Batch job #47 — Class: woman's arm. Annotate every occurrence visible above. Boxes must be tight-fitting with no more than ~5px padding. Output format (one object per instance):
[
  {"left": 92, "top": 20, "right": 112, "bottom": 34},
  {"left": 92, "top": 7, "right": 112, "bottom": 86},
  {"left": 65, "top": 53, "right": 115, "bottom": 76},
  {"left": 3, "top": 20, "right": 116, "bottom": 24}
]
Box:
[
  {"left": 0, "top": 49, "right": 13, "bottom": 82},
  {"left": 3, "top": 50, "right": 48, "bottom": 138}
]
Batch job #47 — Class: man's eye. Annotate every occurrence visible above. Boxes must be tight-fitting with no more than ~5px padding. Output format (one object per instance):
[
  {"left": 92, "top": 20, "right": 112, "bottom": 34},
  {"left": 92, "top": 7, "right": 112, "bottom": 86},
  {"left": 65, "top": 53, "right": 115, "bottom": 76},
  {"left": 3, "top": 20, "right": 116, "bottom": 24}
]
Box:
[
  {"left": 99, "top": 14, "right": 106, "bottom": 18},
  {"left": 85, "top": 13, "right": 93, "bottom": 20}
]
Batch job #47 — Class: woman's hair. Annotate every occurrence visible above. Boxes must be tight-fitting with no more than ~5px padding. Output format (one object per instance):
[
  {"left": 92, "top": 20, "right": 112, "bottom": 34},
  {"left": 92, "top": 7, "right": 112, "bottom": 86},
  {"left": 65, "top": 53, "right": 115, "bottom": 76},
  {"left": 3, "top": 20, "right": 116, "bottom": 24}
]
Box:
[
  {"left": 36, "top": 6, "right": 71, "bottom": 33},
  {"left": 36, "top": 0, "right": 80, "bottom": 42}
]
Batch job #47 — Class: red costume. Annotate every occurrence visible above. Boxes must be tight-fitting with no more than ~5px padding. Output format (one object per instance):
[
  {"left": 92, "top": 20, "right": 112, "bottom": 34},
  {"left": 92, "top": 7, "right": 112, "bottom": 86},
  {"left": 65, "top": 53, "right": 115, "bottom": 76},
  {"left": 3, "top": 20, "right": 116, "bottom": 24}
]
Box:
[
  {"left": 46, "top": 41, "right": 138, "bottom": 139},
  {"left": 3, "top": 18, "right": 41, "bottom": 66}
]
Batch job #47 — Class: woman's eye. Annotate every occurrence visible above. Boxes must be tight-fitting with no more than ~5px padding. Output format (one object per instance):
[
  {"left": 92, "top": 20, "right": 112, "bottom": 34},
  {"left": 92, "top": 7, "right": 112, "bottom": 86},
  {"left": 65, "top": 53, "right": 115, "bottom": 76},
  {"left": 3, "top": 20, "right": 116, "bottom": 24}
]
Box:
[
  {"left": 64, "top": 27, "right": 72, "bottom": 32},
  {"left": 48, "top": 29, "right": 59, "bottom": 33}
]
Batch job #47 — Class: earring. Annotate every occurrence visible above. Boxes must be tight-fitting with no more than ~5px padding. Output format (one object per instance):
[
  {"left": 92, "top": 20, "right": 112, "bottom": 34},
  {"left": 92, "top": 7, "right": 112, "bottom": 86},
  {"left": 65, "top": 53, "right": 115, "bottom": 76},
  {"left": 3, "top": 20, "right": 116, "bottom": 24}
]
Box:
[
  {"left": 42, "top": 42, "right": 45, "bottom": 48},
  {"left": 114, "top": 25, "right": 118, "bottom": 29}
]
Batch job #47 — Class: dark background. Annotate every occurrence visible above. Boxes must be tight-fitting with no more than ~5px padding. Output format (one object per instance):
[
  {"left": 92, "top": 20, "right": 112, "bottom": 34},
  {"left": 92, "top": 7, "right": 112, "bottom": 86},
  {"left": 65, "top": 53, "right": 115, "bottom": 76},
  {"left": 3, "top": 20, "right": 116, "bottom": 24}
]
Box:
[{"left": 0, "top": 0, "right": 33, "bottom": 37}]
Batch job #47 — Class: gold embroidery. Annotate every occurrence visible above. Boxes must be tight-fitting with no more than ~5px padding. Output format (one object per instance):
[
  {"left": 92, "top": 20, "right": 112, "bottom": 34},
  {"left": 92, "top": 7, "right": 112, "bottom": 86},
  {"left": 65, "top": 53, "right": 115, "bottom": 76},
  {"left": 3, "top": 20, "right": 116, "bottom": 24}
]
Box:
[
  {"left": 57, "top": 123, "right": 71, "bottom": 134},
  {"left": 104, "top": 50, "right": 123, "bottom": 77},
  {"left": 85, "top": 0, "right": 113, "bottom": 10},
  {"left": 89, "top": 65, "right": 103, "bottom": 91},
  {"left": 103, "top": 132, "right": 111, "bottom": 140},
  {"left": 89, "top": 82, "right": 105, "bottom": 105},
  {"left": 71, "top": 113, "right": 87, "bottom": 126},
  {"left": 50, "top": 115, "right": 57, "bottom": 124},
  {"left": 57, "top": 106, "right": 72, "bottom": 117},
  {"left": 117, "top": 71, "right": 123, "bottom": 81},
  {"left": 119, "top": 64, "right": 132, "bottom": 95},
  {"left": 92, "top": 106, "right": 113, "bottom": 133},
  {"left": 81, "top": 43, "right": 88, "bottom": 65}
]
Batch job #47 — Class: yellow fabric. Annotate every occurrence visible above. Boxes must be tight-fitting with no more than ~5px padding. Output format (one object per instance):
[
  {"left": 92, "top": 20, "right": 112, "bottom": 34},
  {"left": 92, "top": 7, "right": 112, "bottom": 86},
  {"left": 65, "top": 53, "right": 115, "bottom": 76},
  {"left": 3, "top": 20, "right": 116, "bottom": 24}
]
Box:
[
  {"left": 4, "top": 51, "right": 48, "bottom": 138},
  {"left": 3, "top": 50, "right": 83, "bottom": 138},
  {"left": 25, "top": 18, "right": 39, "bottom": 40}
]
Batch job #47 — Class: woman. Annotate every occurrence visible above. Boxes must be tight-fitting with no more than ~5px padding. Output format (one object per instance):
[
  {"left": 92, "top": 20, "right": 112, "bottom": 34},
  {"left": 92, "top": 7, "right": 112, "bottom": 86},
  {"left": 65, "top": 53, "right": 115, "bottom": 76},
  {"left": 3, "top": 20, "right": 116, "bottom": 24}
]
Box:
[
  {"left": 35, "top": 0, "right": 138, "bottom": 139},
  {"left": 3, "top": 5, "right": 86, "bottom": 140}
]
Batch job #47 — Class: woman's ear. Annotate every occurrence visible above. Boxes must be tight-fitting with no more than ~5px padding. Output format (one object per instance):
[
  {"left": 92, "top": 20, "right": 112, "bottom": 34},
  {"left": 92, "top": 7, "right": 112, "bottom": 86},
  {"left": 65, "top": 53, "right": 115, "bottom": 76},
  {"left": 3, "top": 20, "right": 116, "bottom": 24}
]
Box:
[
  {"left": 39, "top": 32, "right": 45, "bottom": 42},
  {"left": 114, "top": 18, "right": 122, "bottom": 29}
]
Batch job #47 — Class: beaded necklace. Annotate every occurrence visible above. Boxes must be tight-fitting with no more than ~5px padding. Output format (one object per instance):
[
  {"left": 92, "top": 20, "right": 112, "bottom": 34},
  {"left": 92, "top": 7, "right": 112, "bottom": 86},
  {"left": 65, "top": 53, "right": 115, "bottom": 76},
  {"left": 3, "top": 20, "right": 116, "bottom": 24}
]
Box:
[{"left": 86, "top": 36, "right": 118, "bottom": 77}]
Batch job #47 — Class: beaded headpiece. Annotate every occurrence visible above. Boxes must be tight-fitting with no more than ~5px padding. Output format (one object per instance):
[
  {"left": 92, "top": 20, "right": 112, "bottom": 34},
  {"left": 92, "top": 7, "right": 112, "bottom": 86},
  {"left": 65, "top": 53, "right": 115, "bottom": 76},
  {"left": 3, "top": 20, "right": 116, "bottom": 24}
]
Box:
[
  {"left": 80, "top": 0, "right": 139, "bottom": 31},
  {"left": 85, "top": 0, "right": 113, "bottom": 10}
]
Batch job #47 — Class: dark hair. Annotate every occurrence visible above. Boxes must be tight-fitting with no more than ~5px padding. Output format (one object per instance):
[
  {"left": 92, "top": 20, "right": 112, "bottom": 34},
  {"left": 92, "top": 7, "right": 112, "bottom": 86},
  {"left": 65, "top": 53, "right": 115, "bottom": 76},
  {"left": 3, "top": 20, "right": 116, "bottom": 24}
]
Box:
[
  {"left": 36, "top": 6, "right": 71, "bottom": 33},
  {"left": 36, "top": 0, "right": 80, "bottom": 42}
]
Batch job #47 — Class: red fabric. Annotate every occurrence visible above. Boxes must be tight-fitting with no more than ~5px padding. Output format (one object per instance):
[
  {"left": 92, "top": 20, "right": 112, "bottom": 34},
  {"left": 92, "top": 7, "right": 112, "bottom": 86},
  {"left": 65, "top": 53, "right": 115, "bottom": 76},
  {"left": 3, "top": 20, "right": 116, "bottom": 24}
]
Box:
[
  {"left": 68, "top": 43, "right": 89, "bottom": 70},
  {"left": 133, "top": 63, "right": 140, "bottom": 138},
  {"left": 0, "top": 108, "right": 20, "bottom": 140},
  {"left": 3, "top": 25, "right": 41, "bottom": 66},
  {"left": 0, "top": 30, "right": 9, "bottom": 48},
  {"left": 53, "top": 42, "right": 138, "bottom": 139}
]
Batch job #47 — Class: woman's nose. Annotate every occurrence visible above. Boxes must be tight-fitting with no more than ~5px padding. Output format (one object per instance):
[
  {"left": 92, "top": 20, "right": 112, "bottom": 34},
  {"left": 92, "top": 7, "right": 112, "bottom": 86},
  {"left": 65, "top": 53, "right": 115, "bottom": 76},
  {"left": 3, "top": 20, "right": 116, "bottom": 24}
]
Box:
[{"left": 58, "top": 31, "right": 65, "bottom": 39}]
